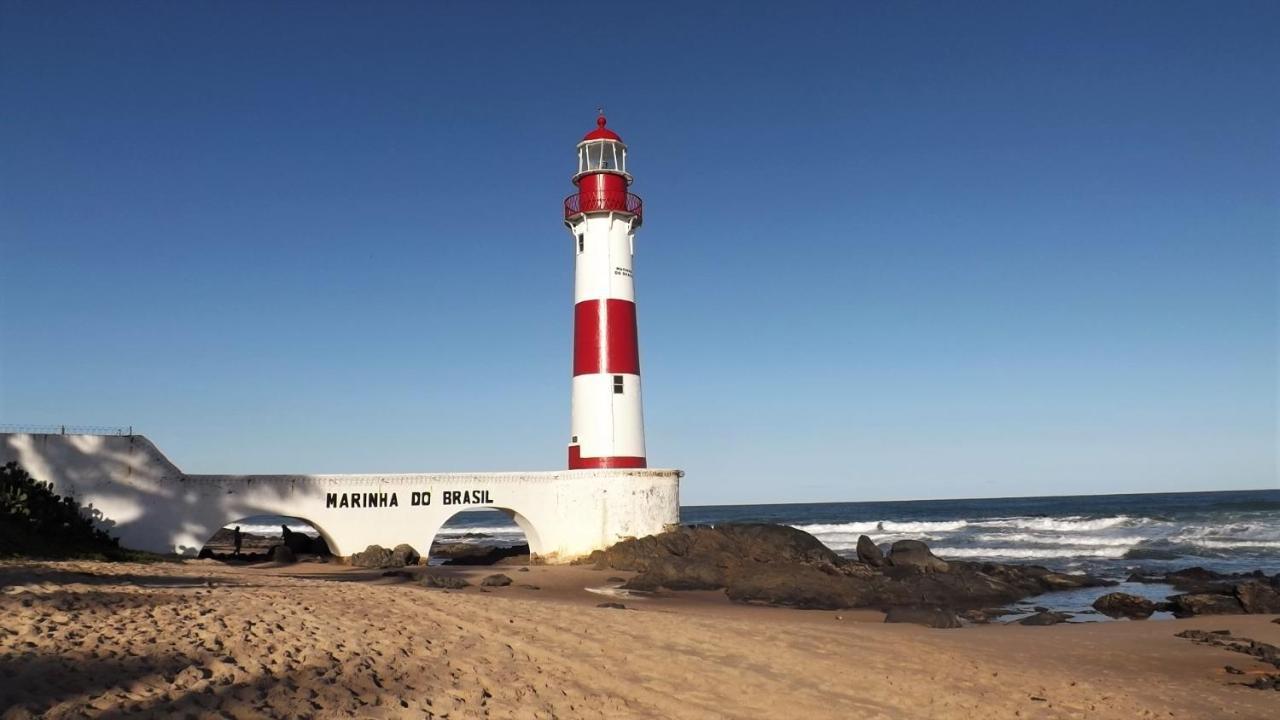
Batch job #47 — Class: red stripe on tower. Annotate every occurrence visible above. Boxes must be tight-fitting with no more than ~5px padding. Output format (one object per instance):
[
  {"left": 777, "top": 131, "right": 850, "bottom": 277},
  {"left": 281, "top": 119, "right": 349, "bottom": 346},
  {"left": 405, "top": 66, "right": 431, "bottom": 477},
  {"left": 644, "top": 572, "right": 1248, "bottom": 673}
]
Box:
[
  {"left": 568, "top": 446, "right": 646, "bottom": 469},
  {"left": 573, "top": 299, "right": 640, "bottom": 376}
]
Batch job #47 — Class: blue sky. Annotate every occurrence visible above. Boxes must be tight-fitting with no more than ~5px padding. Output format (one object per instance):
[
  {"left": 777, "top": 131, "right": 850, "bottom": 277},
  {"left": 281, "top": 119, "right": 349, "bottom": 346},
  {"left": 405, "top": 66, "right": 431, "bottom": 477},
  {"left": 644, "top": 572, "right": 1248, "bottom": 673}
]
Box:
[{"left": 1, "top": 1, "right": 1275, "bottom": 504}]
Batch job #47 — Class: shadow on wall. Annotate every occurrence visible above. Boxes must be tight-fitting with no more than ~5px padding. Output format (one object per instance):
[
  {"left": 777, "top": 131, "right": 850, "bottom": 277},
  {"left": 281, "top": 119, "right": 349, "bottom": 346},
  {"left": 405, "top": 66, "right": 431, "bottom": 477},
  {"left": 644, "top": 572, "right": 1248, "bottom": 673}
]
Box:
[{"left": 2, "top": 435, "right": 337, "bottom": 558}]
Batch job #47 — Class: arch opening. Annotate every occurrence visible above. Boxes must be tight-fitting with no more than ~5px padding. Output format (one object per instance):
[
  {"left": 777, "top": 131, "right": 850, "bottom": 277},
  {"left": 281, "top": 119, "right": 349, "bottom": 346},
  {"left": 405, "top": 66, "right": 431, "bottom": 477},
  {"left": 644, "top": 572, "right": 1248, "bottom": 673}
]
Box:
[
  {"left": 427, "top": 507, "right": 542, "bottom": 566},
  {"left": 198, "top": 515, "right": 334, "bottom": 563}
]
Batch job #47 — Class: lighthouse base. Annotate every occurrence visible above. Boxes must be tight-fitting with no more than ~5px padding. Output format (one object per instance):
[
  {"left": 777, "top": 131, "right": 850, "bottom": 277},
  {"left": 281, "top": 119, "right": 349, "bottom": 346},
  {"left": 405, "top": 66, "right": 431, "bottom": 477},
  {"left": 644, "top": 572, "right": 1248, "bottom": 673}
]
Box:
[{"left": 1, "top": 433, "right": 681, "bottom": 563}]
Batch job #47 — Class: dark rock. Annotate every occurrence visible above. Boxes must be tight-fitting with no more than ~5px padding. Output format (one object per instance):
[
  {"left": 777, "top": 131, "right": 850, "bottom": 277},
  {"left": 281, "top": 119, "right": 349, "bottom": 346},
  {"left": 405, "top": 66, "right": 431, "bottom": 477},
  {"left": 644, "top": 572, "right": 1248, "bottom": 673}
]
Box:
[
  {"left": 422, "top": 574, "right": 470, "bottom": 589},
  {"left": 1225, "top": 666, "right": 1244, "bottom": 675},
  {"left": 883, "top": 607, "right": 961, "bottom": 629},
  {"left": 1235, "top": 581, "right": 1280, "bottom": 614},
  {"left": 518, "top": 567, "right": 530, "bottom": 572},
  {"left": 1167, "top": 592, "right": 1245, "bottom": 618},
  {"left": 856, "top": 535, "right": 886, "bottom": 567},
  {"left": 390, "top": 544, "right": 420, "bottom": 567},
  {"left": 960, "top": 607, "right": 1014, "bottom": 624},
  {"left": 1093, "top": 592, "right": 1158, "bottom": 619},
  {"left": 1033, "top": 606, "right": 1050, "bottom": 613},
  {"left": 519, "top": 584, "right": 540, "bottom": 590},
  {"left": 589, "top": 523, "right": 1110, "bottom": 613},
  {"left": 435, "top": 543, "right": 530, "bottom": 566},
  {"left": 596, "top": 602, "right": 627, "bottom": 609},
  {"left": 606, "top": 576, "right": 626, "bottom": 583},
  {"left": 726, "top": 563, "right": 870, "bottom": 610},
  {"left": 886, "top": 540, "right": 949, "bottom": 573},
  {"left": 350, "top": 545, "right": 393, "bottom": 568},
  {"left": 1017, "top": 611, "right": 1071, "bottom": 626},
  {"left": 481, "top": 573, "right": 513, "bottom": 587},
  {"left": 623, "top": 557, "right": 730, "bottom": 592},
  {"left": 197, "top": 547, "right": 214, "bottom": 559},
  {"left": 268, "top": 545, "right": 296, "bottom": 564}
]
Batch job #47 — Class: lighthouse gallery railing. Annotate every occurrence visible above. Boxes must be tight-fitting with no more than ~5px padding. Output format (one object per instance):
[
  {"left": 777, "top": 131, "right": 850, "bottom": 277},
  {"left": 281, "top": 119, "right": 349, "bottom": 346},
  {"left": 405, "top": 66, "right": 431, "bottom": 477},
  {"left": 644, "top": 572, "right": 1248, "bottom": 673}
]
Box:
[{"left": 564, "top": 191, "right": 643, "bottom": 224}]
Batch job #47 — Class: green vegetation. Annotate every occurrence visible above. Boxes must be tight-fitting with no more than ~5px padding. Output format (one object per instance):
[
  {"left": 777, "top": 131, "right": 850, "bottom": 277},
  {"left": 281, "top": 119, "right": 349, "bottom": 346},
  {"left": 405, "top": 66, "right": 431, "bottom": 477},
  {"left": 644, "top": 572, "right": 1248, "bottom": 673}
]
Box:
[{"left": 0, "top": 462, "right": 163, "bottom": 561}]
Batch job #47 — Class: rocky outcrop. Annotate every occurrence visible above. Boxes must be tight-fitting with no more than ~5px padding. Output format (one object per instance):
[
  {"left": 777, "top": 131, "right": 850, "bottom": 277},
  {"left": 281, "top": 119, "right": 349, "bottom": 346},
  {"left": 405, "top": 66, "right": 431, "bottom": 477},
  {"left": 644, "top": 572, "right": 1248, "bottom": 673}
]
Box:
[
  {"left": 390, "top": 544, "right": 420, "bottom": 567},
  {"left": 1018, "top": 611, "right": 1072, "bottom": 626},
  {"left": 856, "top": 535, "right": 885, "bottom": 567},
  {"left": 585, "top": 524, "right": 1111, "bottom": 614},
  {"left": 423, "top": 574, "right": 470, "bottom": 589},
  {"left": 481, "top": 573, "right": 513, "bottom": 587},
  {"left": 1125, "top": 569, "right": 1280, "bottom": 617},
  {"left": 1167, "top": 592, "right": 1244, "bottom": 618},
  {"left": 883, "top": 607, "right": 961, "bottom": 628},
  {"left": 1235, "top": 581, "right": 1280, "bottom": 614},
  {"left": 886, "top": 540, "right": 949, "bottom": 573},
  {"left": 268, "top": 545, "right": 296, "bottom": 564},
  {"left": 1092, "top": 592, "right": 1158, "bottom": 619},
  {"left": 350, "top": 544, "right": 420, "bottom": 569},
  {"left": 434, "top": 543, "right": 530, "bottom": 566}
]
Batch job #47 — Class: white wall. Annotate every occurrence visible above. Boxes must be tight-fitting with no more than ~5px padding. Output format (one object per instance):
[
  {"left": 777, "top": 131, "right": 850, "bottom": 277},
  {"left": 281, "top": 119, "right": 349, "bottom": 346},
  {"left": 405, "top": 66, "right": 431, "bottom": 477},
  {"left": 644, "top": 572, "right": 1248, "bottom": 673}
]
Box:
[{"left": 1, "top": 433, "right": 680, "bottom": 561}]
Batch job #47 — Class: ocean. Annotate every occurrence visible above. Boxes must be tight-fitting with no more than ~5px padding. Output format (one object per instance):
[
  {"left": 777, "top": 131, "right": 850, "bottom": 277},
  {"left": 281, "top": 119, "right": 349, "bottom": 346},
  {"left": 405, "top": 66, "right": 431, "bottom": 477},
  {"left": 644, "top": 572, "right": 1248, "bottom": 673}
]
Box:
[{"left": 252, "top": 488, "right": 1280, "bottom": 579}]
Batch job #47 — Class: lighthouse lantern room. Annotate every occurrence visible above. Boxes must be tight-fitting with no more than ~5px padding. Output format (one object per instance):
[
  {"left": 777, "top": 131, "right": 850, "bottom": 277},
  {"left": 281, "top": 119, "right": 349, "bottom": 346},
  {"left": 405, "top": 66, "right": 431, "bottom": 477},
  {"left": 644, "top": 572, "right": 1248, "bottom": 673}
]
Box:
[{"left": 564, "top": 115, "right": 647, "bottom": 470}]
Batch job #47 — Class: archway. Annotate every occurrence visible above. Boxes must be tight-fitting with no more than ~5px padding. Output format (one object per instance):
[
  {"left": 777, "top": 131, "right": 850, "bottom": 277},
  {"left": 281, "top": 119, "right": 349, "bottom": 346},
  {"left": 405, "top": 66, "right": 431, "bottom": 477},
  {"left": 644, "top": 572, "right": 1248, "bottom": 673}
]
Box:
[
  {"left": 427, "top": 507, "right": 543, "bottom": 566},
  {"left": 198, "top": 514, "right": 335, "bottom": 562}
]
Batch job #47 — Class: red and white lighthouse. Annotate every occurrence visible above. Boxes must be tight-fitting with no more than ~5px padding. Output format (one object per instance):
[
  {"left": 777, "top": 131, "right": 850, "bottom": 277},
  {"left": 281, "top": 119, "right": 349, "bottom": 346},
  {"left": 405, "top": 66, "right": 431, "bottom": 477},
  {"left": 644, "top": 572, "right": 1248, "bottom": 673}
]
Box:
[{"left": 564, "top": 115, "right": 647, "bottom": 470}]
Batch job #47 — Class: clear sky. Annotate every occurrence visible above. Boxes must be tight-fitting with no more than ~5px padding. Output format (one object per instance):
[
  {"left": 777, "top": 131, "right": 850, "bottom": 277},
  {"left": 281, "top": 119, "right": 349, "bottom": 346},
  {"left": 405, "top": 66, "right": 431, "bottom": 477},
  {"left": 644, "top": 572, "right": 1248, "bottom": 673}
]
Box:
[{"left": 1, "top": 1, "right": 1276, "bottom": 504}]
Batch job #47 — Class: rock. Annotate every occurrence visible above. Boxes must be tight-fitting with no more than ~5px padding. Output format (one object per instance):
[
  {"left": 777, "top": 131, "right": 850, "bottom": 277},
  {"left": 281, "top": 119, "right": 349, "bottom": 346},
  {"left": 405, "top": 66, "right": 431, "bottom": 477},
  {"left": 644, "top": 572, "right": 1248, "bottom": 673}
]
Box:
[
  {"left": 1234, "top": 581, "right": 1280, "bottom": 614},
  {"left": 435, "top": 543, "right": 530, "bottom": 566},
  {"left": 197, "top": 547, "right": 214, "bottom": 559},
  {"left": 1017, "top": 611, "right": 1071, "bottom": 626},
  {"left": 283, "top": 532, "right": 313, "bottom": 555},
  {"left": 886, "top": 540, "right": 949, "bottom": 573},
  {"left": 589, "top": 523, "right": 1109, "bottom": 613},
  {"left": 481, "top": 573, "right": 513, "bottom": 587},
  {"left": 883, "top": 607, "right": 961, "bottom": 629},
  {"left": 422, "top": 574, "right": 470, "bottom": 589},
  {"left": 606, "top": 576, "right": 626, "bottom": 583},
  {"left": 725, "top": 563, "right": 870, "bottom": 610},
  {"left": 960, "top": 607, "right": 1014, "bottom": 624},
  {"left": 350, "top": 545, "right": 393, "bottom": 568},
  {"left": 268, "top": 545, "right": 295, "bottom": 564},
  {"left": 1166, "top": 592, "right": 1244, "bottom": 618},
  {"left": 597, "top": 602, "right": 627, "bottom": 609},
  {"left": 1092, "top": 592, "right": 1158, "bottom": 619},
  {"left": 856, "top": 535, "right": 886, "bottom": 567},
  {"left": 390, "top": 544, "right": 420, "bottom": 567}
]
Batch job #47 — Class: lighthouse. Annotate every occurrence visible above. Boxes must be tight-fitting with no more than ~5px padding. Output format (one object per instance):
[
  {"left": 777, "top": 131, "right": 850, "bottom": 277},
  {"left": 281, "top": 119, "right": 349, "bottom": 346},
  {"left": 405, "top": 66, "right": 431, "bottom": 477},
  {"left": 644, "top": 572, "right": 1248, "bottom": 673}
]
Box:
[{"left": 564, "top": 115, "right": 647, "bottom": 469}]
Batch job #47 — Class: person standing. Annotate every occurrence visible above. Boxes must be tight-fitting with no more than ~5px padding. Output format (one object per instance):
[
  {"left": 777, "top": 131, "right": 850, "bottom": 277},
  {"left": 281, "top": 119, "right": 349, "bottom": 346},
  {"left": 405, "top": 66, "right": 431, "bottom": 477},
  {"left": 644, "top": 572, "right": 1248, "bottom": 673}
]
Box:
[{"left": 233, "top": 526, "right": 243, "bottom": 557}]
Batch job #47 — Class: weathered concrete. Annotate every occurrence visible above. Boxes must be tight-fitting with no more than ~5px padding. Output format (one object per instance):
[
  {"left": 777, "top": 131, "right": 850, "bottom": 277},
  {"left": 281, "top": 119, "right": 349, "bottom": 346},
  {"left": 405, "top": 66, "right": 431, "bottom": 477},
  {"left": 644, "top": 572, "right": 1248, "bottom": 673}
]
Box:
[{"left": 1, "top": 433, "right": 681, "bottom": 562}]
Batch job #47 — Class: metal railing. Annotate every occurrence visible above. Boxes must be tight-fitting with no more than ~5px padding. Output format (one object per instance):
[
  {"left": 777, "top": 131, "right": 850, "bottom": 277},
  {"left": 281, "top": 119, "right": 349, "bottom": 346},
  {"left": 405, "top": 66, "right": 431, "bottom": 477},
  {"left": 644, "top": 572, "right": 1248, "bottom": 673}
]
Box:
[
  {"left": 564, "top": 191, "right": 644, "bottom": 225},
  {"left": 0, "top": 424, "right": 134, "bottom": 436}
]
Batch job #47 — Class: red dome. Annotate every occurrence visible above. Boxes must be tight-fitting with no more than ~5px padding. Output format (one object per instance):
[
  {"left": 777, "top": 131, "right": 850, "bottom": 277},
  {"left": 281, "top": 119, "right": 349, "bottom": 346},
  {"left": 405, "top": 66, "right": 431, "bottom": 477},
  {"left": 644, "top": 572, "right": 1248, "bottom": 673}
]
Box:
[{"left": 582, "top": 115, "right": 622, "bottom": 142}]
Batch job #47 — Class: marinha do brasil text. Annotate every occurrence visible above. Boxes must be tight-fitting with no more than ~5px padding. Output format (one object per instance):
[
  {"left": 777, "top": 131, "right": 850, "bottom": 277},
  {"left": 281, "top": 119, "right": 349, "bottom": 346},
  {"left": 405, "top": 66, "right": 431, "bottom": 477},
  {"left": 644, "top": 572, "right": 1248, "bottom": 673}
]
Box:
[{"left": 325, "top": 490, "right": 493, "bottom": 509}]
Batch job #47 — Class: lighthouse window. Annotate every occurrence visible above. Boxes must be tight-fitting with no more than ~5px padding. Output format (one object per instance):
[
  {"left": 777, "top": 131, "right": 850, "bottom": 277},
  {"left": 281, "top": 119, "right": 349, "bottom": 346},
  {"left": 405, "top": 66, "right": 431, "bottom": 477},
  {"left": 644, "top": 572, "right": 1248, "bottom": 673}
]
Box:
[
  {"left": 613, "top": 375, "right": 624, "bottom": 394},
  {"left": 576, "top": 234, "right": 584, "bottom": 253}
]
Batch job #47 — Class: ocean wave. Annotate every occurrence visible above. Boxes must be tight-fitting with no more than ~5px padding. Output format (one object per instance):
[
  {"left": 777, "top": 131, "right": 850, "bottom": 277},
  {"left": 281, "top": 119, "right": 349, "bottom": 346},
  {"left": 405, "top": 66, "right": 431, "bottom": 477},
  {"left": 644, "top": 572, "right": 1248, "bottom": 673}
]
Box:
[
  {"left": 931, "top": 546, "right": 1131, "bottom": 559},
  {"left": 793, "top": 520, "right": 969, "bottom": 535},
  {"left": 1188, "top": 539, "right": 1280, "bottom": 550},
  {"left": 973, "top": 516, "right": 1136, "bottom": 532},
  {"left": 435, "top": 525, "right": 524, "bottom": 536},
  {"left": 972, "top": 533, "right": 1146, "bottom": 547}
]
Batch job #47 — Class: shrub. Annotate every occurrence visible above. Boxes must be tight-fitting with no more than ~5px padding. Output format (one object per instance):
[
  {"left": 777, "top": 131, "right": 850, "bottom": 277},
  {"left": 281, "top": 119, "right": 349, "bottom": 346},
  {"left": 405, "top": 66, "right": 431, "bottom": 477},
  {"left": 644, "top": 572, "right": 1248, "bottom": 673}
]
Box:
[{"left": 0, "top": 462, "right": 130, "bottom": 559}]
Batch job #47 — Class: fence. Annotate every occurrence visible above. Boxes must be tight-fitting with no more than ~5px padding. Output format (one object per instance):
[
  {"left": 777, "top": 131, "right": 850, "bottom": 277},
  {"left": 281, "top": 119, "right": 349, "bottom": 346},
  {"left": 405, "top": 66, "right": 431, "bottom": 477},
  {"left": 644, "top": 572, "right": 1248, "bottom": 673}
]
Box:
[{"left": 0, "top": 424, "right": 134, "bottom": 436}]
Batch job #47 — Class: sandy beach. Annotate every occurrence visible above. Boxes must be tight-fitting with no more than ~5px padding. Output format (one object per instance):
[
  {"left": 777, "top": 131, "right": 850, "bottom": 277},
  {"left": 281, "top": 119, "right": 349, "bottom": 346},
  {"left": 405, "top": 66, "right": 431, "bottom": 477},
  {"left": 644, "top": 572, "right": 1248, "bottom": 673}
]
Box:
[{"left": 1, "top": 559, "right": 1276, "bottom": 719}]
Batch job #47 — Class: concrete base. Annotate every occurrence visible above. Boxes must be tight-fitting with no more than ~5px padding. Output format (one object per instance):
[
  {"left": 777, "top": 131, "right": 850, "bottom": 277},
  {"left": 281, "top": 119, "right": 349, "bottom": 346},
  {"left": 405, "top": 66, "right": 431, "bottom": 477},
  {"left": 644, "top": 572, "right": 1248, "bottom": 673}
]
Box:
[{"left": 0, "top": 433, "right": 681, "bottom": 562}]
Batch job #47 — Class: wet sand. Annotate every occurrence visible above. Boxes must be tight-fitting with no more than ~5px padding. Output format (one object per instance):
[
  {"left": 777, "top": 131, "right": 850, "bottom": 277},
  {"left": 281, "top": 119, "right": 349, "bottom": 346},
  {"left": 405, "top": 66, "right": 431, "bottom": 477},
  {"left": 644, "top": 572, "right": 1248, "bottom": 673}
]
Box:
[{"left": 1, "top": 559, "right": 1276, "bottom": 719}]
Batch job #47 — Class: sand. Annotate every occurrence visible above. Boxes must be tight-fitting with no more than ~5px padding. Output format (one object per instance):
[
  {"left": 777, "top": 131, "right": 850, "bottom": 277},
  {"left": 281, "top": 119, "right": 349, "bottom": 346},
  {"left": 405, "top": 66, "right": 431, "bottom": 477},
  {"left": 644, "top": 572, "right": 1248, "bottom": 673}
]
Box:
[{"left": 1, "top": 560, "right": 1276, "bottom": 719}]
